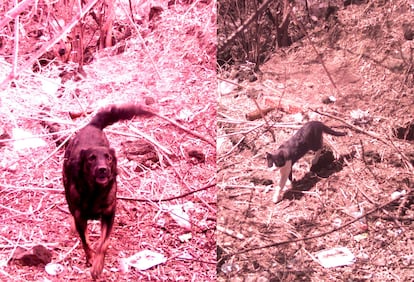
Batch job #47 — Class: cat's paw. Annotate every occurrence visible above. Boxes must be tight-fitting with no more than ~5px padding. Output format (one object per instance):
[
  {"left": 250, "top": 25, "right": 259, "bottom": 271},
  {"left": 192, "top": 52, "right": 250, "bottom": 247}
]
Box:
[{"left": 272, "top": 186, "right": 282, "bottom": 203}]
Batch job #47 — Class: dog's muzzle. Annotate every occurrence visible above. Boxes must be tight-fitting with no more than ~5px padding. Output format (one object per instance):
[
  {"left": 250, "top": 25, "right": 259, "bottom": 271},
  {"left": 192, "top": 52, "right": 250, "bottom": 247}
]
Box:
[{"left": 95, "top": 166, "right": 110, "bottom": 185}]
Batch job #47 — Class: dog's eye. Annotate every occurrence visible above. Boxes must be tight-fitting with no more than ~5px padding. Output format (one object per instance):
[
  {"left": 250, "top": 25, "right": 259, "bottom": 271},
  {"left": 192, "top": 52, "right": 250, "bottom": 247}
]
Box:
[
  {"left": 88, "top": 155, "right": 96, "bottom": 162},
  {"left": 105, "top": 154, "right": 112, "bottom": 161}
]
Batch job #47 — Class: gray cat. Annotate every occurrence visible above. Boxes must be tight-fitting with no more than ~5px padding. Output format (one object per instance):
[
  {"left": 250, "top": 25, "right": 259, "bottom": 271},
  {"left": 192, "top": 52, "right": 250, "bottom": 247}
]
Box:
[{"left": 266, "top": 121, "right": 346, "bottom": 202}]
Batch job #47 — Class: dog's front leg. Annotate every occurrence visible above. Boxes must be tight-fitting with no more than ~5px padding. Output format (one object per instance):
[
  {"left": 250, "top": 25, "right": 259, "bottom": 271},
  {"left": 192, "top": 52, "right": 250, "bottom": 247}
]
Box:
[
  {"left": 91, "top": 212, "right": 114, "bottom": 279},
  {"left": 73, "top": 214, "right": 94, "bottom": 265}
]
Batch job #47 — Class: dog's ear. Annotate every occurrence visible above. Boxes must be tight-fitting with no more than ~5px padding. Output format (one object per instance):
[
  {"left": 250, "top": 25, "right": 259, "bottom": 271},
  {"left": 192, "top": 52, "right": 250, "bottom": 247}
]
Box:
[
  {"left": 78, "top": 149, "right": 88, "bottom": 173},
  {"left": 109, "top": 148, "right": 116, "bottom": 160},
  {"left": 109, "top": 148, "right": 117, "bottom": 170},
  {"left": 79, "top": 149, "right": 88, "bottom": 163},
  {"left": 79, "top": 149, "right": 95, "bottom": 171},
  {"left": 72, "top": 149, "right": 88, "bottom": 179}
]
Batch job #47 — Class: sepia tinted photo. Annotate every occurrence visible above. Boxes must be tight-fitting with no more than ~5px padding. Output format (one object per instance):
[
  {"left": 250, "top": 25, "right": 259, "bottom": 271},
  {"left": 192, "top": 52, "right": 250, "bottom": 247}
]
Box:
[
  {"left": 217, "top": 0, "right": 414, "bottom": 281},
  {"left": 0, "top": 0, "right": 216, "bottom": 280}
]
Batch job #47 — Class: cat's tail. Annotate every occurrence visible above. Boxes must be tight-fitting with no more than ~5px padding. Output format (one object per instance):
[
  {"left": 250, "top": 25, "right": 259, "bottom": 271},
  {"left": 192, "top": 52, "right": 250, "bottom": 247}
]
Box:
[{"left": 322, "top": 124, "right": 347, "bottom": 136}]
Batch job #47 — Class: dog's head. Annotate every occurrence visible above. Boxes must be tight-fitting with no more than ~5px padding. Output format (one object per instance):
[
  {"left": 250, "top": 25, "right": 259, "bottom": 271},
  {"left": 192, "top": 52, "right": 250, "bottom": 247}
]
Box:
[
  {"left": 266, "top": 150, "right": 287, "bottom": 168},
  {"left": 80, "top": 147, "right": 117, "bottom": 187}
]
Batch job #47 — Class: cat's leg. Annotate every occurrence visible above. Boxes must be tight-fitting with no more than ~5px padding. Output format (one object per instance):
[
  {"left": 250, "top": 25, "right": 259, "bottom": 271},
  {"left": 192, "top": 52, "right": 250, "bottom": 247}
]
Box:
[
  {"left": 273, "top": 160, "right": 292, "bottom": 203},
  {"left": 312, "top": 149, "right": 323, "bottom": 165}
]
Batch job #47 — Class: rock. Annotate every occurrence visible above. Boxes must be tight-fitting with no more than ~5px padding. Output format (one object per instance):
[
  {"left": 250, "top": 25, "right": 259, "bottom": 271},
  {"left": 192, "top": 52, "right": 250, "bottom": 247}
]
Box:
[{"left": 10, "top": 245, "right": 52, "bottom": 266}]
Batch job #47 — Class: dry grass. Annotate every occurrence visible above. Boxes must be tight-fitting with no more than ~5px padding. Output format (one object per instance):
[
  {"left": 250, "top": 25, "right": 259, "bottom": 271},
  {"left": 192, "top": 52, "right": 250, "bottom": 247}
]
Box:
[
  {"left": 0, "top": 1, "right": 216, "bottom": 281},
  {"left": 217, "top": 1, "right": 414, "bottom": 281}
]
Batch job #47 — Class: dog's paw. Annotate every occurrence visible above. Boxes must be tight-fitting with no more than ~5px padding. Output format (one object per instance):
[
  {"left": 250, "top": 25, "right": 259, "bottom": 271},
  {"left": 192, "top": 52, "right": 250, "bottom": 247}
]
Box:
[
  {"left": 90, "top": 254, "right": 104, "bottom": 279},
  {"left": 85, "top": 250, "right": 95, "bottom": 266}
]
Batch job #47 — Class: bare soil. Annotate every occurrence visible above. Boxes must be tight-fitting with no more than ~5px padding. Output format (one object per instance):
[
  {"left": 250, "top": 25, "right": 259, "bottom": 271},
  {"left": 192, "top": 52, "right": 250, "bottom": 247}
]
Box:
[
  {"left": 0, "top": 1, "right": 216, "bottom": 281},
  {"left": 217, "top": 1, "right": 414, "bottom": 281}
]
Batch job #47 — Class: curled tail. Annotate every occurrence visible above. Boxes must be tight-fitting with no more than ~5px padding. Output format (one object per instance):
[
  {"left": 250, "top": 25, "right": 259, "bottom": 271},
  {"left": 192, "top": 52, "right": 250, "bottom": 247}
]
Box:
[
  {"left": 89, "top": 103, "right": 154, "bottom": 130},
  {"left": 322, "top": 123, "right": 347, "bottom": 136}
]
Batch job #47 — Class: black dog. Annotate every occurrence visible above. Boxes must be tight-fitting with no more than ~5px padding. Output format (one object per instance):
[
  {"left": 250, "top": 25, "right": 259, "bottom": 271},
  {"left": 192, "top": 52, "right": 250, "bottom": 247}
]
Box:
[
  {"left": 63, "top": 104, "right": 153, "bottom": 279},
  {"left": 266, "top": 121, "right": 346, "bottom": 203}
]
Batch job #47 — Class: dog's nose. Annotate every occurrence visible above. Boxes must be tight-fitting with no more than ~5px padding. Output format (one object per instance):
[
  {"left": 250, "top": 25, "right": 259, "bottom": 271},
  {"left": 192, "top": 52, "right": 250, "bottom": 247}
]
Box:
[
  {"left": 58, "top": 48, "right": 66, "bottom": 56},
  {"left": 97, "top": 167, "right": 107, "bottom": 175}
]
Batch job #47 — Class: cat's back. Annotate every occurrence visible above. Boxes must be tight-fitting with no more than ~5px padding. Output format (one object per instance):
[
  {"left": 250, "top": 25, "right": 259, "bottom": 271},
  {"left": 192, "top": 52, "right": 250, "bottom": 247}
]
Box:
[{"left": 293, "top": 121, "right": 324, "bottom": 140}]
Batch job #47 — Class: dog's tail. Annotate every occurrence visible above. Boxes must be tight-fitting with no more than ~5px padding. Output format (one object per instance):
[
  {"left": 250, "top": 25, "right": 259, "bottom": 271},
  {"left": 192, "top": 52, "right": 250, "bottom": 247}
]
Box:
[
  {"left": 89, "top": 104, "right": 154, "bottom": 130},
  {"left": 322, "top": 124, "right": 347, "bottom": 136}
]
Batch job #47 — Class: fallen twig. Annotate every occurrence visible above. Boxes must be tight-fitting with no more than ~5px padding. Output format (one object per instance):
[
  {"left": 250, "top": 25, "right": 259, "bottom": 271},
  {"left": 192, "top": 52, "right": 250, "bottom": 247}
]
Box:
[
  {"left": 119, "top": 1, "right": 161, "bottom": 79},
  {"left": 246, "top": 88, "right": 276, "bottom": 141},
  {"left": 218, "top": 0, "right": 273, "bottom": 54},
  {"left": 56, "top": 240, "right": 80, "bottom": 263},
  {"left": 117, "top": 183, "right": 216, "bottom": 202},
  {"left": 313, "top": 108, "right": 414, "bottom": 174},
  {"left": 36, "top": 128, "right": 77, "bottom": 168},
  {"left": 110, "top": 127, "right": 172, "bottom": 155},
  {"left": 0, "top": 242, "right": 60, "bottom": 250},
  {"left": 384, "top": 130, "right": 414, "bottom": 173},
  {"left": 154, "top": 113, "right": 215, "bottom": 147},
  {"left": 228, "top": 193, "right": 405, "bottom": 256},
  {"left": 0, "top": 0, "right": 34, "bottom": 30},
  {"left": 0, "top": 0, "right": 100, "bottom": 89},
  {"left": 311, "top": 108, "right": 387, "bottom": 143},
  {"left": 217, "top": 225, "right": 245, "bottom": 240},
  {"left": 290, "top": 5, "right": 340, "bottom": 96}
]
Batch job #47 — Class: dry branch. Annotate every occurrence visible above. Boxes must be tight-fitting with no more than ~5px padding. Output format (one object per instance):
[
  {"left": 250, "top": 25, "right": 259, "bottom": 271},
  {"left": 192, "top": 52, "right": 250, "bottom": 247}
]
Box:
[
  {"left": 0, "top": 0, "right": 100, "bottom": 89},
  {"left": 312, "top": 108, "right": 414, "bottom": 173},
  {"left": 246, "top": 88, "right": 275, "bottom": 141},
  {"left": 119, "top": 1, "right": 161, "bottom": 79},
  {"left": 218, "top": 0, "right": 273, "bottom": 53},
  {"left": 0, "top": 242, "right": 60, "bottom": 250},
  {"left": 118, "top": 183, "right": 216, "bottom": 202},
  {"left": 311, "top": 108, "right": 386, "bottom": 143},
  {"left": 12, "top": 7, "right": 19, "bottom": 79},
  {"left": 245, "top": 107, "right": 275, "bottom": 121},
  {"left": 0, "top": 2, "right": 217, "bottom": 280},
  {"left": 0, "top": 0, "right": 34, "bottom": 30},
  {"left": 289, "top": 5, "right": 339, "bottom": 96},
  {"left": 154, "top": 113, "right": 215, "bottom": 147},
  {"left": 110, "top": 128, "right": 172, "bottom": 155},
  {"left": 228, "top": 192, "right": 406, "bottom": 256},
  {"left": 217, "top": 225, "right": 245, "bottom": 240}
]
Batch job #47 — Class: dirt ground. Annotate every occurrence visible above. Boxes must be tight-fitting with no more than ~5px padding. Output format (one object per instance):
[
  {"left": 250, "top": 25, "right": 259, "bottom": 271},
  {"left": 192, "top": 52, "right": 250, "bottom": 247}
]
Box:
[
  {"left": 217, "top": 1, "right": 414, "bottom": 282},
  {"left": 1, "top": 0, "right": 414, "bottom": 281},
  {"left": 0, "top": 1, "right": 216, "bottom": 281}
]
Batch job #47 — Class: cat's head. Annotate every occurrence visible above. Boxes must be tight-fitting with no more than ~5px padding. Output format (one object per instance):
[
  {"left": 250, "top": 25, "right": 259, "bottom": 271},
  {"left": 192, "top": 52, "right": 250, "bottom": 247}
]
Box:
[{"left": 266, "top": 150, "right": 287, "bottom": 167}]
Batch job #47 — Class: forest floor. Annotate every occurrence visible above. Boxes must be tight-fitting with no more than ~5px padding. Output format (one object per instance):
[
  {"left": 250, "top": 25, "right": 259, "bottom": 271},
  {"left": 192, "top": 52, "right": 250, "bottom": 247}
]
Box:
[
  {"left": 217, "top": 1, "right": 414, "bottom": 281},
  {"left": 0, "top": 1, "right": 217, "bottom": 281}
]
